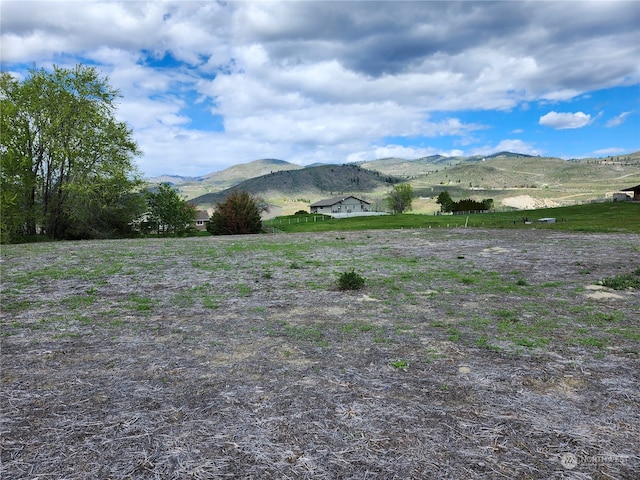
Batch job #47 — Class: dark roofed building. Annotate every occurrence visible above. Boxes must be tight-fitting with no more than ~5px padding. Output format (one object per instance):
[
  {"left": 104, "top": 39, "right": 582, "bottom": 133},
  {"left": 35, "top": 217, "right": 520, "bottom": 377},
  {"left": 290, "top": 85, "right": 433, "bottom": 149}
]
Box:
[{"left": 621, "top": 184, "right": 640, "bottom": 201}]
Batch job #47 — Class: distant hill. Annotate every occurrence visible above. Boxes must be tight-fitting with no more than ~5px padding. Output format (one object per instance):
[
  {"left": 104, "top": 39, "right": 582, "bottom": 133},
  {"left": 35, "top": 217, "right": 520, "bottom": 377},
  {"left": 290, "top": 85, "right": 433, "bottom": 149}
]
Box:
[
  {"left": 484, "top": 151, "right": 536, "bottom": 159},
  {"left": 357, "top": 152, "right": 539, "bottom": 178},
  {"left": 411, "top": 154, "right": 640, "bottom": 190},
  {"left": 146, "top": 174, "right": 204, "bottom": 185},
  {"left": 357, "top": 155, "right": 458, "bottom": 177},
  {"left": 189, "top": 164, "right": 401, "bottom": 206},
  {"left": 155, "top": 159, "right": 303, "bottom": 200},
  {"left": 149, "top": 150, "right": 640, "bottom": 214},
  {"left": 406, "top": 152, "right": 640, "bottom": 211},
  {"left": 199, "top": 158, "right": 302, "bottom": 187}
]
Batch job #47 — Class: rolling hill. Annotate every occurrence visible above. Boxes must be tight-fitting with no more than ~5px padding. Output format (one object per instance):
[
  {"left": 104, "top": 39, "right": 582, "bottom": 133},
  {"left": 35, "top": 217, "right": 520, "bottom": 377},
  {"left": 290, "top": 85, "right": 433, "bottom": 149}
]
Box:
[
  {"left": 148, "top": 151, "right": 640, "bottom": 215},
  {"left": 189, "top": 164, "right": 401, "bottom": 207},
  {"left": 151, "top": 159, "right": 303, "bottom": 200},
  {"left": 407, "top": 152, "right": 640, "bottom": 211}
]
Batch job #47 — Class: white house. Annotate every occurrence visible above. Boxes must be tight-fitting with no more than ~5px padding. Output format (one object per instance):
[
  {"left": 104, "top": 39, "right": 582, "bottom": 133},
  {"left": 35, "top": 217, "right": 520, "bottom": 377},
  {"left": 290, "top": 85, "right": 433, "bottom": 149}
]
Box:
[
  {"left": 193, "top": 210, "right": 210, "bottom": 231},
  {"left": 309, "top": 196, "right": 371, "bottom": 215}
]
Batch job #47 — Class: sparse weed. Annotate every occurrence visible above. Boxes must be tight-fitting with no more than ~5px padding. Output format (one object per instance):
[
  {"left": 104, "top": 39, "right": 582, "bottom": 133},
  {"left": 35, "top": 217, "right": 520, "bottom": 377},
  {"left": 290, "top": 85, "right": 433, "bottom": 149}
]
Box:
[
  {"left": 389, "top": 359, "right": 409, "bottom": 370},
  {"left": 447, "top": 327, "right": 462, "bottom": 341},
  {"left": 601, "top": 267, "right": 640, "bottom": 290},
  {"left": 576, "top": 337, "right": 607, "bottom": 348},
  {"left": 128, "top": 295, "right": 153, "bottom": 312},
  {"left": 236, "top": 283, "right": 252, "bottom": 296},
  {"left": 475, "top": 335, "right": 501, "bottom": 351},
  {"left": 495, "top": 309, "right": 518, "bottom": 322},
  {"left": 203, "top": 296, "right": 220, "bottom": 309},
  {"left": 341, "top": 321, "right": 375, "bottom": 334}
]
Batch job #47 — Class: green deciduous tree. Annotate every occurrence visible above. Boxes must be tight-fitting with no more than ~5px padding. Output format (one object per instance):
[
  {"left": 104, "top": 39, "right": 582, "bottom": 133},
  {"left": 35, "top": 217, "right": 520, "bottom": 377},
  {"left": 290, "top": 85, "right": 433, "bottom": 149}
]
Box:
[
  {"left": 386, "top": 183, "right": 414, "bottom": 214},
  {"left": 0, "top": 65, "right": 143, "bottom": 241},
  {"left": 207, "top": 190, "right": 262, "bottom": 235},
  {"left": 146, "top": 183, "right": 196, "bottom": 236}
]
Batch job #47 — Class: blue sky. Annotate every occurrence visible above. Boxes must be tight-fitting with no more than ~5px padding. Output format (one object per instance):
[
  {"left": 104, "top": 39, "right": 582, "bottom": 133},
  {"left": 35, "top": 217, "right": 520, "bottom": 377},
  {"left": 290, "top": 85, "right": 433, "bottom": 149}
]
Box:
[{"left": 2, "top": 1, "right": 639, "bottom": 177}]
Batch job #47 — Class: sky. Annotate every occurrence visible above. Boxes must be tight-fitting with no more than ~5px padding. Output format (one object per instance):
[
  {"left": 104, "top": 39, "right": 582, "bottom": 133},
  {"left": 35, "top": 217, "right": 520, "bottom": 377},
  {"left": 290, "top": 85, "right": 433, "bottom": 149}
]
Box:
[{"left": 1, "top": 0, "right": 639, "bottom": 178}]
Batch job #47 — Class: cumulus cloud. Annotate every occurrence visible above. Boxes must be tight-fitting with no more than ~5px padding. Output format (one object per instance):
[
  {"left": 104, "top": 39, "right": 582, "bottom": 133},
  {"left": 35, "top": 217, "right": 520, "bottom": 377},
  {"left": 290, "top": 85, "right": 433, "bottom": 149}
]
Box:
[
  {"left": 539, "top": 111, "right": 591, "bottom": 130},
  {"left": 1, "top": 0, "right": 638, "bottom": 175}
]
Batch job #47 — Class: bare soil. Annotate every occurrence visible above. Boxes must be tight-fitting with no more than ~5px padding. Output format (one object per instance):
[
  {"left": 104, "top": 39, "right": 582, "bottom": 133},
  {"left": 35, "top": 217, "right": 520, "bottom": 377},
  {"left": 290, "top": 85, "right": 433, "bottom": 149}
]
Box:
[{"left": 1, "top": 228, "right": 639, "bottom": 479}]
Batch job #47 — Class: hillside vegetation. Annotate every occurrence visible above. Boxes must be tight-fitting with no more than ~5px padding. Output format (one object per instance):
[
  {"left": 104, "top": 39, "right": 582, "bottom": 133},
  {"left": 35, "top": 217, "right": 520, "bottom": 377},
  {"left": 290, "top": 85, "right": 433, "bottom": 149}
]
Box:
[
  {"left": 189, "top": 164, "right": 401, "bottom": 208},
  {"left": 151, "top": 159, "right": 303, "bottom": 201},
  {"left": 150, "top": 152, "right": 640, "bottom": 215}
]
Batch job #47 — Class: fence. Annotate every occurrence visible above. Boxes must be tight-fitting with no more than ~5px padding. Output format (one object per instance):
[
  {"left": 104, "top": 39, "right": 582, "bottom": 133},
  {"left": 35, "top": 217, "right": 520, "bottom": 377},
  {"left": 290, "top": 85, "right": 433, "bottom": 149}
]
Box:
[
  {"left": 263, "top": 225, "right": 285, "bottom": 234},
  {"left": 264, "top": 215, "right": 328, "bottom": 229}
]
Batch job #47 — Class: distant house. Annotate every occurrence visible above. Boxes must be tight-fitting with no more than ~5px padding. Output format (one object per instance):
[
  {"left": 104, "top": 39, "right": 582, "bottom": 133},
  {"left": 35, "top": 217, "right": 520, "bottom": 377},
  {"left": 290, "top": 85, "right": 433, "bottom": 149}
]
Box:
[
  {"left": 620, "top": 184, "right": 640, "bottom": 201},
  {"left": 309, "top": 196, "right": 371, "bottom": 215},
  {"left": 193, "top": 210, "right": 210, "bottom": 230}
]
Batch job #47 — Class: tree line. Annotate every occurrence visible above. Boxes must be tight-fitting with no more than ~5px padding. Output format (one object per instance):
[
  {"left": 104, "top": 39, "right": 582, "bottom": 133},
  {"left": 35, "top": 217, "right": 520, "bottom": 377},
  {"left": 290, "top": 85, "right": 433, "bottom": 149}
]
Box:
[
  {"left": 1, "top": 64, "right": 246, "bottom": 242},
  {"left": 436, "top": 191, "right": 493, "bottom": 213},
  {"left": 1, "top": 65, "right": 146, "bottom": 242}
]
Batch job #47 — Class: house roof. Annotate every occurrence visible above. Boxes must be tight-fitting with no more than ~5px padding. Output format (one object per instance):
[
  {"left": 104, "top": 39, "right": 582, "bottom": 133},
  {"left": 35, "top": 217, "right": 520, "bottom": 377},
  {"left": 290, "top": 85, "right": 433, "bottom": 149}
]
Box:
[
  {"left": 194, "top": 210, "right": 210, "bottom": 221},
  {"left": 620, "top": 185, "right": 640, "bottom": 192},
  {"left": 309, "top": 195, "right": 371, "bottom": 207}
]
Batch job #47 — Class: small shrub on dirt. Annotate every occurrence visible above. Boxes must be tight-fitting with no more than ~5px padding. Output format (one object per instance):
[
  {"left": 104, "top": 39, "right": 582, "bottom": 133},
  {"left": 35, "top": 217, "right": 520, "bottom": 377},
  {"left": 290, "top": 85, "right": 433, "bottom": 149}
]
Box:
[
  {"left": 601, "top": 266, "right": 640, "bottom": 290},
  {"left": 389, "top": 359, "right": 409, "bottom": 371},
  {"left": 337, "top": 269, "right": 365, "bottom": 290}
]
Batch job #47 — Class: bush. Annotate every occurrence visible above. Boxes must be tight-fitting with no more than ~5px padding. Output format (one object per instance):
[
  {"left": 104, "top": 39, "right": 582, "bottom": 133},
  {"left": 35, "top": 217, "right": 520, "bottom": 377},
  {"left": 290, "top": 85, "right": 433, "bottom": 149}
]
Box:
[
  {"left": 337, "top": 269, "right": 366, "bottom": 290},
  {"left": 207, "top": 190, "right": 262, "bottom": 235}
]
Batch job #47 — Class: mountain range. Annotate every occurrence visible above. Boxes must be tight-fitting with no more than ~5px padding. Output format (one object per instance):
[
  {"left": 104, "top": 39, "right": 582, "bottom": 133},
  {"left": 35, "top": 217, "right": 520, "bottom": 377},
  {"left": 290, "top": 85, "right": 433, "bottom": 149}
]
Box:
[{"left": 146, "top": 151, "right": 640, "bottom": 215}]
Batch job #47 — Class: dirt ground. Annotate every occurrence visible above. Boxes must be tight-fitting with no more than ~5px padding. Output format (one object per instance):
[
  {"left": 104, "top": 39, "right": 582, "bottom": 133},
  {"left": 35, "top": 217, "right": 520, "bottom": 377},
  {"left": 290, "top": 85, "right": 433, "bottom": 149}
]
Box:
[{"left": 1, "top": 228, "right": 639, "bottom": 479}]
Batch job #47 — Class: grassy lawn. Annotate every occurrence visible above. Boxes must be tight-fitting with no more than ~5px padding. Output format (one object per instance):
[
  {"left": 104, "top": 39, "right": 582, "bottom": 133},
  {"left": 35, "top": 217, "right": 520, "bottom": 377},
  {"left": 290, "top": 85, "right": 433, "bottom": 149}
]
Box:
[{"left": 265, "top": 201, "right": 640, "bottom": 234}]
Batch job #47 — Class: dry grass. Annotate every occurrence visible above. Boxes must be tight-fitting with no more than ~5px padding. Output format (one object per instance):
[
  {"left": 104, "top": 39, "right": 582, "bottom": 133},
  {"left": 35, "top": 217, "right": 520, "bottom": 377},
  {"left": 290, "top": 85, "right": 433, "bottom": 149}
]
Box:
[{"left": 1, "top": 228, "right": 639, "bottom": 479}]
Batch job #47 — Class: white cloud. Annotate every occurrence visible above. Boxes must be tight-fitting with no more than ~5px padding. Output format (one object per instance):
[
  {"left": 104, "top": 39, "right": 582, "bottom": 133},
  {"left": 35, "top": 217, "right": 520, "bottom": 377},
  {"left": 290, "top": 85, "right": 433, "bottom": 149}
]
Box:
[
  {"left": 593, "top": 147, "right": 627, "bottom": 155},
  {"left": 470, "top": 139, "right": 543, "bottom": 157},
  {"left": 1, "top": 0, "right": 638, "bottom": 176},
  {"left": 347, "top": 145, "right": 463, "bottom": 163},
  {"left": 606, "top": 111, "right": 633, "bottom": 128},
  {"left": 539, "top": 111, "right": 591, "bottom": 130},
  {"left": 539, "top": 89, "right": 582, "bottom": 102}
]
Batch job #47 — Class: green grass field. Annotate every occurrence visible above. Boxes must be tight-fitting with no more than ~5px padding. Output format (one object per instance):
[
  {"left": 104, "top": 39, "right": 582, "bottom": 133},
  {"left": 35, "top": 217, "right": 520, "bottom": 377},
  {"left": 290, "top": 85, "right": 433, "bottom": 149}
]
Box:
[{"left": 265, "top": 201, "right": 640, "bottom": 234}]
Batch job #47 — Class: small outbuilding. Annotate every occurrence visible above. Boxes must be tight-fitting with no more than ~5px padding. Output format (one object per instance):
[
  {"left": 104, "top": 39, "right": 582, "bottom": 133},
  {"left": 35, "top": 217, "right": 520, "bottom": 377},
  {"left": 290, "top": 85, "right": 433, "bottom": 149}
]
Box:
[
  {"left": 620, "top": 184, "right": 640, "bottom": 201},
  {"left": 309, "top": 196, "right": 371, "bottom": 215}
]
